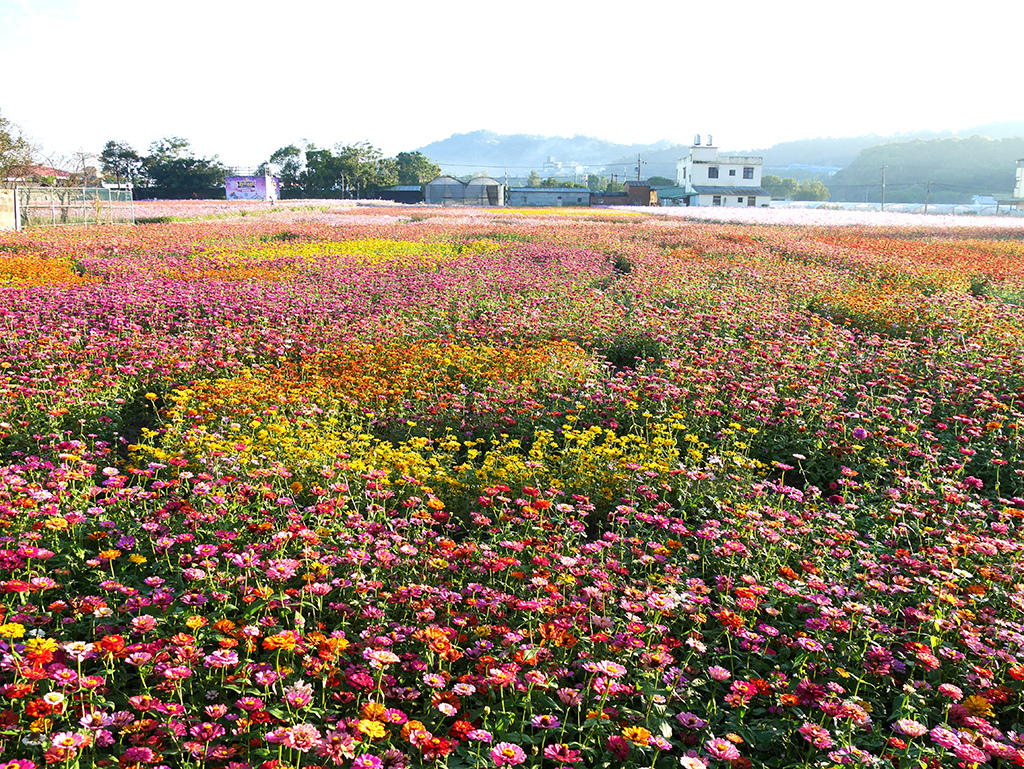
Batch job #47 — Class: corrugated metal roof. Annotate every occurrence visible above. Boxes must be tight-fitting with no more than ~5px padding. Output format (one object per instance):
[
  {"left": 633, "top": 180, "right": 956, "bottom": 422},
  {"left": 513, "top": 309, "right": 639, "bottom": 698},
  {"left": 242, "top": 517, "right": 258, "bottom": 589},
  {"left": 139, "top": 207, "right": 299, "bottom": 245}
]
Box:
[
  {"left": 691, "top": 186, "right": 770, "bottom": 196},
  {"left": 388, "top": 185, "right": 423, "bottom": 191},
  {"left": 510, "top": 188, "right": 591, "bottom": 193}
]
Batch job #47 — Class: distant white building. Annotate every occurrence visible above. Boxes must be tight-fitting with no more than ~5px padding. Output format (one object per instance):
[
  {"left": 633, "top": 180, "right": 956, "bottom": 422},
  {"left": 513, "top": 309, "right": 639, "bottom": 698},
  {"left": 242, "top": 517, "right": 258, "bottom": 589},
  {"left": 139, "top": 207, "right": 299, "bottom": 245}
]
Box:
[
  {"left": 674, "top": 140, "right": 770, "bottom": 207},
  {"left": 995, "top": 158, "right": 1024, "bottom": 214}
]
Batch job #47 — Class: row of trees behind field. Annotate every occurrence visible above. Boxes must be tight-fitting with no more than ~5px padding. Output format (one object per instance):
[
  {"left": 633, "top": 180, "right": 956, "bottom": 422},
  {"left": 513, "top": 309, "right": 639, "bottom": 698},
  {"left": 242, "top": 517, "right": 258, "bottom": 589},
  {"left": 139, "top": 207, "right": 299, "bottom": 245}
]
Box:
[
  {"left": 5, "top": 108, "right": 1023, "bottom": 203},
  {"left": 98, "top": 139, "right": 443, "bottom": 199}
]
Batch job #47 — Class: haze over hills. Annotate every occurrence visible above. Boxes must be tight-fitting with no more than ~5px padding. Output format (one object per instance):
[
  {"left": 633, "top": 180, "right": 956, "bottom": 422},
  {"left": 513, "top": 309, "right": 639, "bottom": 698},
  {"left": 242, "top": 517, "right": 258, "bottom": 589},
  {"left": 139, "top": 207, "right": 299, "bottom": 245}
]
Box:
[
  {"left": 414, "top": 131, "right": 679, "bottom": 176},
  {"left": 416, "top": 122, "right": 1024, "bottom": 185}
]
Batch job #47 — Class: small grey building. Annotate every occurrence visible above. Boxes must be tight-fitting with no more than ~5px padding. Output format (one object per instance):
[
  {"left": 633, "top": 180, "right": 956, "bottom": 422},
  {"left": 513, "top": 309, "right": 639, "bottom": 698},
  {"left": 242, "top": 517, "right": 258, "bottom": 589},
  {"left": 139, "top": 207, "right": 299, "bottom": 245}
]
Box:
[
  {"left": 507, "top": 187, "right": 591, "bottom": 207},
  {"left": 465, "top": 176, "right": 504, "bottom": 206},
  {"left": 424, "top": 176, "right": 504, "bottom": 206}
]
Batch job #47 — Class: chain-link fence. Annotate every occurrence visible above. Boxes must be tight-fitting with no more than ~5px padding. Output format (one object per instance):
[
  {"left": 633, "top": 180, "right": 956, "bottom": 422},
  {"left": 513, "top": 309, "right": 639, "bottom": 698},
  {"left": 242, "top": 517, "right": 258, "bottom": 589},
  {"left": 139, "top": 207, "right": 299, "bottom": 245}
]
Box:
[{"left": 15, "top": 186, "right": 134, "bottom": 228}]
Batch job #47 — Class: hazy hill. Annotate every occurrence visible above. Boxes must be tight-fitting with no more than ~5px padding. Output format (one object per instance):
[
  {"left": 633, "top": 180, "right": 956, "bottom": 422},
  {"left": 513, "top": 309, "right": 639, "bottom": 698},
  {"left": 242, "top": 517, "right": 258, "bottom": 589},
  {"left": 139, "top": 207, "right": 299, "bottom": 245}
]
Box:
[
  {"left": 415, "top": 130, "right": 678, "bottom": 175},
  {"left": 414, "top": 122, "right": 1024, "bottom": 190},
  {"left": 827, "top": 135, "right": 1024, "bottom": 204}
]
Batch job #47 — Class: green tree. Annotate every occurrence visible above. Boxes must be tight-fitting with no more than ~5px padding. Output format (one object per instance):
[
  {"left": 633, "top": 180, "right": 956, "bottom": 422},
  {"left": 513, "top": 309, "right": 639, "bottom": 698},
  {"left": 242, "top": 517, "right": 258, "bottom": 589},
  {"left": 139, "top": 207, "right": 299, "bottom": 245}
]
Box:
[
  {"left": 395, "top": 151, "right": 441, "bottom": 185},
  {"left": 99, "top": 140, "right": 143, "bottom": 188},
  {"left": 587, "top": 175, "right": 608, "bottom": 194},
  {"left": 142, "top": 137, "right": 224, "bottom": 199},
  {"left": 648, "top": 175, "right": 675, "bottom": 187},
  {"left": 336, "top": 142, "right": 396, "bottom": 198},
  {"left": 761, "top": 175, "right": 800, "bottom": 198},
  {"left": 260, "top": 145, "right": 304, "bottom": 197},
  {"left": 526, "top": 170, "right": 541, "bottom": 186},
  {"left": 301, "top": 146, "right": 342, "bottom": 197},
  {"left": 0, "top": 112, "right": 37, "bottom": 187},
  {"left": 792, "top": 180, "right": 831, "bottom": 201}
]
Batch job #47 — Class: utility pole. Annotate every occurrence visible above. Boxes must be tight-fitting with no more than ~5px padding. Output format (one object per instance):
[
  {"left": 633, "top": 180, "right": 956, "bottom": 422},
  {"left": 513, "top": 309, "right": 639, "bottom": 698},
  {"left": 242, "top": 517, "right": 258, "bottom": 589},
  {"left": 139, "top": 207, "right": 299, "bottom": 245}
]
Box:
[
  {"left": 924, "top": 181, "right": 931, "bottom": 215},
  {"left": 880, "top": 165, "right": 887, "bottom": 211},
  {"left": 636, "top": 154, "right": 644, "bottom": 182}
]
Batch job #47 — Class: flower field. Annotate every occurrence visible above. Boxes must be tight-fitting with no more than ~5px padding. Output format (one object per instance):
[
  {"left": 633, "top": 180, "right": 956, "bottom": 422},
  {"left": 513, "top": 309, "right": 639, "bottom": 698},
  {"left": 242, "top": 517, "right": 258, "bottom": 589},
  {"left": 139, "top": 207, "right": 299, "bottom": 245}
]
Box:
[{"left": 2, "top": 205, "right": 1024, "bottom": 769}]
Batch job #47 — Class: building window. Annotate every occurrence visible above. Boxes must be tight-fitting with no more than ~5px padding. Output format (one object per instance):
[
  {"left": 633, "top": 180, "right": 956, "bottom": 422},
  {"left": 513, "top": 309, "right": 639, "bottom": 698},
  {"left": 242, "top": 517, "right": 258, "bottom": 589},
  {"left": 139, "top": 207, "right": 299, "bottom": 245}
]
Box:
[
  {"left": 729, "top": 169, "right": 736, "bottom": 176},
  {"left": 747, "top": 196, "right": 756, "bottom": 206},
  {"left": 743, "top": 167, "right": 754, "bottom": 179},
  {"left": 708, "top": 167, "right": 719, "bottom": 179},
  {"left": 712, "top": 195, "right": 721, "bottom": 206},
  {"left": 737, "top": 197, "right": 743, "bottom": 203}
]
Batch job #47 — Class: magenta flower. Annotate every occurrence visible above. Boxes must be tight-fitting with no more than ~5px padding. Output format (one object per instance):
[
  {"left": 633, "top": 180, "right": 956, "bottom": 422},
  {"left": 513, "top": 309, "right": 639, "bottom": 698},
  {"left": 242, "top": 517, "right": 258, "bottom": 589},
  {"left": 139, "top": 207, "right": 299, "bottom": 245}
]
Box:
[
  {"left": 798, "top": 722, "right": 833, "bottom": 750},
  {"left": 543, "top": 744, "right": 583, "bottom": 763},
  {"left": 531, "top": 714, "right": 560, "bottom": 729}
]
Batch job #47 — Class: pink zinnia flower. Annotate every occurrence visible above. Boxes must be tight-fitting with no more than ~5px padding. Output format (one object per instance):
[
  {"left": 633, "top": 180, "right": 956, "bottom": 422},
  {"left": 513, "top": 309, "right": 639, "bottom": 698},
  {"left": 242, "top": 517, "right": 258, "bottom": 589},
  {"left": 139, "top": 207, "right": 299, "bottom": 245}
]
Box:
[
  {"left": 954, "top": 743, "right": 988, "bottom": 764},
  {"left": 938, "top": 683, "right": 963, "bottom": 700},
  {"left": 929, "top": 725, "right": 961, "bottom": 749},
  {"left": 596, "top": 660, "right": 627, "bottom": 678},
  {"left": 236, "top": 696, "right": 265, "bottom": 712},
  {"left": 284, "top": 723, "right": 321, "bottom": 753},
  {"left": 315, "top": 727, "right": 356, "bottom": 763},
  {"left": 705, "top": 738, "right": 741, "bottom": 760},
  {"left": 122, "top": 747, "right": 157, "bottom": 763},
  {"left": 896, "top": 719, "right": 927, "bottom": 738},
  {"left": 491, "top": 742, "right": 527, "bottom": 766},
  {"left": 189, "top": 722, "right": 226, "bottom": 743},
  {"left": 50, "top": 731, "right": 90, "bottom": 750},
  {"left": 352, "top": 756, "right": 383, "bottom": 769},
  {"left": 707, "top": 666, "right": 731, "bottom": 682},
  {"left": 798, "top": 722, "right": 833, "bottom": 750}
]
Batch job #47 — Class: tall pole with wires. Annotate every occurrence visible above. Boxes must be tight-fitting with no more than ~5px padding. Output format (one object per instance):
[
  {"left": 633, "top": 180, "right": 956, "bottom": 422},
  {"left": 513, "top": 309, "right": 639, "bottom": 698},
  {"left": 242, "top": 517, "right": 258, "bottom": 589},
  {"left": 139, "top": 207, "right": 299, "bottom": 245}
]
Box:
[{"left": 880, "top": 165, "right": 887, "bottom": 211}]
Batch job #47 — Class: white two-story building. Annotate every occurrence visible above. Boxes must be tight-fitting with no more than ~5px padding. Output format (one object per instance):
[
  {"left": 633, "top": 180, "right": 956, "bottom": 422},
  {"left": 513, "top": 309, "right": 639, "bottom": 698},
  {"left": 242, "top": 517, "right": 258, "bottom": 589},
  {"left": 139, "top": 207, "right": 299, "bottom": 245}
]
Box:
[{"left": 674, "top": 141, "right": 770, "bottom": 207}]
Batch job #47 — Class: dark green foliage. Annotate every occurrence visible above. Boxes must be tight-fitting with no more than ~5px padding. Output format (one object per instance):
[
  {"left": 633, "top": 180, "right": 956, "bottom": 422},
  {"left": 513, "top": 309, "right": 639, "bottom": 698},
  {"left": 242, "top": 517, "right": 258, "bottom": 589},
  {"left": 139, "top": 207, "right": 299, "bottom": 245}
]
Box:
[
  {"left": 600, "top": 333, "right": 666, "bottom": 369},
  {"left": 138, "top": 137, "right": 225, "bottom": 199}
]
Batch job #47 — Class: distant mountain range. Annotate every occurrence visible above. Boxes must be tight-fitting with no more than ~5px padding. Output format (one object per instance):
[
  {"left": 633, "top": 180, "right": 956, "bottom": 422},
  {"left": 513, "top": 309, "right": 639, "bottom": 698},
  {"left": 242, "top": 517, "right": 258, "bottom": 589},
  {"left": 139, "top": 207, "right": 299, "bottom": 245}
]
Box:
[
  {"left": 415, "top": 122, "right": 1024, "bottom": 183},
  {"left": 414, "top": 131, "right": 678, "bottom": 177}
]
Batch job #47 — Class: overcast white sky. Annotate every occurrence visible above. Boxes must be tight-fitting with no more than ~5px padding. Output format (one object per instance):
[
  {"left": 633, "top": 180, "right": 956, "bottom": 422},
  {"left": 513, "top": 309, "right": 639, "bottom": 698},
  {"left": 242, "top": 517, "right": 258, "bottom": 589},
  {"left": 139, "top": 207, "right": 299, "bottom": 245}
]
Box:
[{"left": 2, "top": 0, "right": 1020, "bottom": 168}]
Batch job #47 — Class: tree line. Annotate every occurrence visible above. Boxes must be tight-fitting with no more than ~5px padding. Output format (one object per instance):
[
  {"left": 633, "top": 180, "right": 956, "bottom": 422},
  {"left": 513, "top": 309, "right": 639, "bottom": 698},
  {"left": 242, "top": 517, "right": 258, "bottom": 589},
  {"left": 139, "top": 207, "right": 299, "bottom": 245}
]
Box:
[
  {"left": 99, "top": 138, "right": 443, "bottom": 199},
  {"left": 761, "top": 176, "right": 831, "bottom": 201}
]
